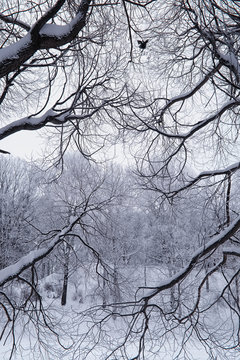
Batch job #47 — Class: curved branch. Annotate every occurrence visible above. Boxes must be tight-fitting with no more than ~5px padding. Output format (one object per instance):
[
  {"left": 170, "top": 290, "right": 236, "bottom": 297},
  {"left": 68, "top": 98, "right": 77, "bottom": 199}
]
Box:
[
  {"left": 30, "top": 0, "right": 66, "bottom": 37},
  {"left": 0, "top": 216, "right": 80, "bottom": 287},
  {"left": 143, "top": 215, "right": 240, "bottom": 302},
  {"left": 169, "top": 161, "right": 240, "bottom": 197},
  {"left": 0, "top": 13, "right": 30, "bottom": 31},
  {"left": 0, "top": 109, "right": 69, "bottom": 140},
  {"left": 0, "top": 0, "right": 91, "bottom": 78},
  {"left": 159, "top": 62, "right": 223, "bottom": 120},
  {"left": 144, "top": 98, "right": 240, "bottom": 141},
  {"left": 0, "top": 103, "right": 105, "bottom": 140}
]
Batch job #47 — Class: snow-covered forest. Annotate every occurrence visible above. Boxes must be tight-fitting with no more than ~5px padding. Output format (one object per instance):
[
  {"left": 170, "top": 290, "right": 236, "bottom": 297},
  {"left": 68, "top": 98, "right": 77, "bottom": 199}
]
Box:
[{"left": 1, "top": 0, "right": 240, "bottom": 359}]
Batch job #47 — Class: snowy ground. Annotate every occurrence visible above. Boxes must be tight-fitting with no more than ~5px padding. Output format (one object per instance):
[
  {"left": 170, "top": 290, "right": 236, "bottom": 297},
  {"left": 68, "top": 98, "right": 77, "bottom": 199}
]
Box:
[{"left": 1, "top": 266, "right": 240, "bottom": 360}]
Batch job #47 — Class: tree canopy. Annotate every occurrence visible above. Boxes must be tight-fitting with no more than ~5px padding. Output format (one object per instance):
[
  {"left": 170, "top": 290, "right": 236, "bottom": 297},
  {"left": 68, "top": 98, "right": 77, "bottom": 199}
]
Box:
[{"left": 1, "top": 1, "right": 240, "bottom": 359}]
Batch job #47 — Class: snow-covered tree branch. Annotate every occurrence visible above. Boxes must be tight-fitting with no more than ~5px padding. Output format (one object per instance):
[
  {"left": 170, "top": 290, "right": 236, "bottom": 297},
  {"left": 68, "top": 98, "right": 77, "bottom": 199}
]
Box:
[{"left": 0, "top": 0, "right": 91, "bottom": 78}]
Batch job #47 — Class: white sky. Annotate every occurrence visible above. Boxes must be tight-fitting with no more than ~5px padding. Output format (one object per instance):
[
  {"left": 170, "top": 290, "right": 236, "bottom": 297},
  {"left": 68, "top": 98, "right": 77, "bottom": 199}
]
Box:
[
  {"left": 0, "top": 130, "right": 45, "bottom": 160},
  {"left": 0, "top": 129, "right": 133, "bottom": 167}
]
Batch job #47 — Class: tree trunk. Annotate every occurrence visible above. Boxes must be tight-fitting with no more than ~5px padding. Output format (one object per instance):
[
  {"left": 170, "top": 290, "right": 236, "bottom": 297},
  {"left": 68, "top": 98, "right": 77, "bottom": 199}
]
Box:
[
  {"left": 144, "top": 263, "right": 147, "bottom": 287},
  {"left": 112, "top": 263, "right": 121, "bottom": 320},
  {"left": 113, "top": 264, "right": 121, "bottom": 304},
  {"left": 102, "top": 267, "right": 108, "bottom": 308},
  {"left": 235, "top": 275, "right": 239, "bottom": 304},
  {"left": 61, "top": 243, "right": 70, "bottom": 306}
]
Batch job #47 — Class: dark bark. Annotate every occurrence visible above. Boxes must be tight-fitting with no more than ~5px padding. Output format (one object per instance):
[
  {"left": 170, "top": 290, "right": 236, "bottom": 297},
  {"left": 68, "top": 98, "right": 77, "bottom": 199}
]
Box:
[
  {"left": 0, "top": 0, "right": 91, "bottom": 78},
  {"left": 61, "top": 243, "right": 70, "bottom": 306}
]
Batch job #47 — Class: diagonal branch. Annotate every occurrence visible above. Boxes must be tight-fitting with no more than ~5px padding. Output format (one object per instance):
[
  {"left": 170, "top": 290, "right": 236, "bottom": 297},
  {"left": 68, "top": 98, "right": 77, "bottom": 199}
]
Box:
[
  {"left": 169, "top": 161, "right": 240, "bottom": 197},
  {"left": 0, "top": 216, "right": 80, "bottom": 287},
  {"left": 149, "top": 98, "right": 240, "bottom": 140},
  {"left": 0, "top": 104, "right": 105, "bottom": 140},
  {"left": 0, "top": 0, "right": 91, "bottom": 78},
  {"left": 142, "top": 215, "right": 240, "bottom": 302},
  {"left": 159, "top": 62, "right": 223, "bottom": 120},
  {"left": 0, "top": 13, "right": 30, "bottom": 31},
  {"left": 30, "top": 0, "right": 66, "bottom": 37},
  {"left": 0, "top": 109, "right": 70, "bottom": 140}
]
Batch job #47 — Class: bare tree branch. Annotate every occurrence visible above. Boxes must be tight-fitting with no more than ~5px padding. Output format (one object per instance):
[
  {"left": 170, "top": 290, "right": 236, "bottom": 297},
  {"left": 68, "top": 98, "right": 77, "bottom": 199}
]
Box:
[{"left": 0, "top": 13, "right": 30, "bottom": 32}]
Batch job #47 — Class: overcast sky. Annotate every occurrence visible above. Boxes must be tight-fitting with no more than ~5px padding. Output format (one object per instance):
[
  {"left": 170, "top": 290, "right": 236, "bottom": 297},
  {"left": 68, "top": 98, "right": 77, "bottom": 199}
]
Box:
[{"left": 1, "top": 130, "right": 45, "bottom": 160}]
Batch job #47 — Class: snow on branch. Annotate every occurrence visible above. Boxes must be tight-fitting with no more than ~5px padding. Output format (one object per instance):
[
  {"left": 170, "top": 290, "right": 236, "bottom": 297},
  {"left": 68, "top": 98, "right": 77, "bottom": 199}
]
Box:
[
  {"left": 0, "top": 216, "right": 80, "bottom": 287},
  {"left": 143, "top": 215, "right": 240, "bottom": 302},
  {"left": 169, "top": 161, "right": 240, "bottom": 196},
  {"left": 0, "top": 0, "right": 91, "bottom": 78},
  {"left": 150, "top": 98, "right": 240, "bottom": 140},
  {"left": 30, "top": 0, "right": 66, "bottom": 37},
  {"left": 0, "top": 109, "right": 69, "bottom": 140},
  {"left": 0, "top": 100, "right": 108, "bottom": 140},
  {"left": 159, "top": 62, "right": 222, "bottom": 120},
  {"left": 183, "top": 99, "right": 240, "bottom": 138}
]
